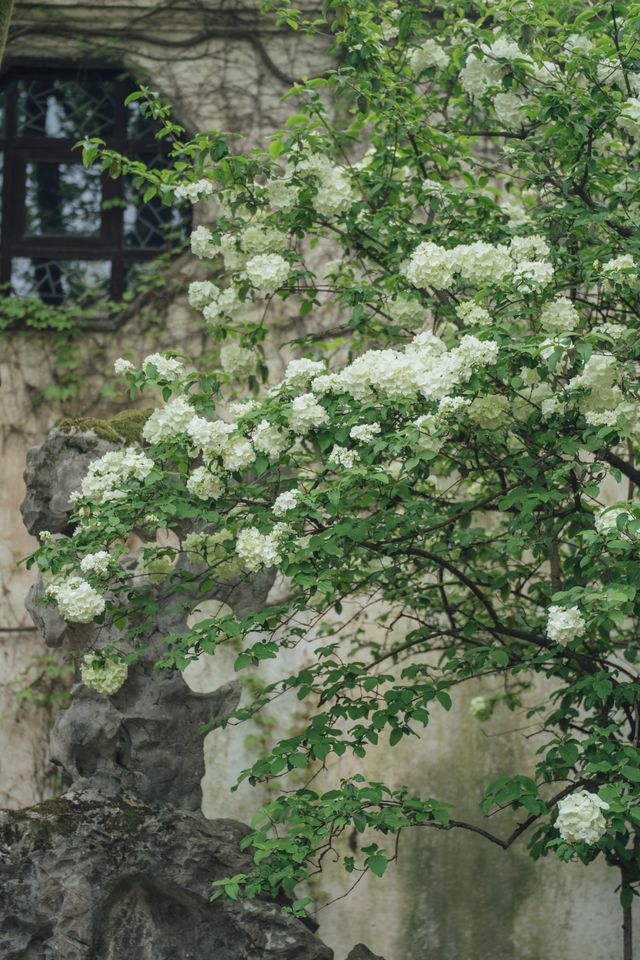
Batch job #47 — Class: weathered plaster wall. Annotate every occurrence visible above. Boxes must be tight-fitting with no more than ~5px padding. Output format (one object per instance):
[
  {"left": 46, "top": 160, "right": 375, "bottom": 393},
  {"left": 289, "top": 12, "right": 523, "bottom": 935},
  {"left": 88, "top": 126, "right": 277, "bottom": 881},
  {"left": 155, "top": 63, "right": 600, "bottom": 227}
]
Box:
[{"left": 1, "top": 3, "right": 636, "bottom": 958}]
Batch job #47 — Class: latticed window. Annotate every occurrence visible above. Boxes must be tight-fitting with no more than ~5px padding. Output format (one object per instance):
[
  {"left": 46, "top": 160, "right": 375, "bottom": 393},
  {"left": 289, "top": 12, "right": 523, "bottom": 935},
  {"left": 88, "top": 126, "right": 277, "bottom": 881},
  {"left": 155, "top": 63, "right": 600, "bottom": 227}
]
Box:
[{"left": 0, "top": 66, "right": 186, "bottom": 306}]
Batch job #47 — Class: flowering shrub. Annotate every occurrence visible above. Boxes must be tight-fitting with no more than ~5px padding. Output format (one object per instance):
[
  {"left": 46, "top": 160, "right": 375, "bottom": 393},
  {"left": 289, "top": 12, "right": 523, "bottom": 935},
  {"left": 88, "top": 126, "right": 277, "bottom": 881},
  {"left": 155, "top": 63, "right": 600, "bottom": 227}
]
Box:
[{"left": 31, "top": 0, "right": 640, "bottom": 947}]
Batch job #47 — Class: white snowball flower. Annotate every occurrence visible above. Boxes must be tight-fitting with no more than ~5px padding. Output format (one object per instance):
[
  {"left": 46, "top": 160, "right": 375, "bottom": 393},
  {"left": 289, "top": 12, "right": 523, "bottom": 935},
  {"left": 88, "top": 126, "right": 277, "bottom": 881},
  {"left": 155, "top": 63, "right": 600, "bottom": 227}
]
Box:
[
  {"left": 493, "top": 91, "right": 526, "bottom": 129},
  {"left": 594, "top": 506, "right": 632, "bottom": 538},
  {"left": 186, "top": 466, "right": 224, "bottom": 501},
  {"left": 114, "top": 358, "right": 135, "bottom": 375},
  {"left": 617, "top": 98, "right": 640, "bottom": 139},
  {"left": 556, "top": 791, "right": 609, "bottom": 845},
  {"left": 79, "top": 551, "right": 111, "bottom": 576},
  {"left": 244, "top": 253, "right": 290, "bottom": 294},
  {"left": 388, "top": 296, "right": 431, "bottom": 331},
  {"left": 509, "top": 235, "right": 551, "bottom": 263},
  {"left": 405, "top": 241, "right": 457, "bottom": 289},
  {"left": 220, "top": 343, "right": 257, "bottom": 379},
  {"left": 80, "top": 449, "right": 154, "bottom": 504},
  {"left": 602, "top": 254, "right": 636, "bottom": 279},
  {"left": 469, "top": 695, "right": 493, "bottom": 720},
  {"left": 350, "top": 422, "right": 381, "bottom": 443},
  {"left": 456, "top": 301, "right": 491, "bottom": 326},
  {"left": 540, "top": 298, "right": 580, "bottom": 334},
  {"left": 142, "top": 398, "right": 194, "bottom": 444},
  {"left": 513, "top": 259, "right": 554, "bottom": 292},
  {"left": 190, "top": 225, "right": 219, "bottom": 259},
  {"left": 468, "top": 394, "right": 509, "bottom": 430},
  {"left": 174, "top": 179, "right": 215, "bottom": 203},
  {"left": 81, "top": 655, "right": 129, "bottom": 695},
  {"left": 252, "top": 419, "right": 290, "bottom": 457},
  {"left": 546, "top": 605, "right": 586, "bottom": 645},
  {"left": 188, "top": 280, "right": 220, "bottom": 311},
  {"left": 410, "top": 38, "right": 449, "bottom": 74},
  {"left": 273, "top": 489, "right": 299, "bottom": 516},
  {"left": 236, "top": 525, "right": 286, "bottom": 571},
  {"left": 283, "top": 358, "right": 326, "bottom": 389},
  {"left": 241, "top": 224, "right": 288, "bottom": 255},
  {"left": 456, "top": 241, "right": 513, "bottom": 286},
  {"left": 142, "top": 353, "right": 184, "bottom": 381},
  {"left": 328, "top": 445, "right": 359, "bottom": 468},
  {"left": 46, "top": 577, "right": 106, "bottom": 623},
  {"left": 289, "top": 394, "right": 329, "bottom": 434},
  {"left": 266, "top": 177, "right": 300, "bottom": 211},
  {"left": 221, "top": 437, "right": 256, "bottom": 472}
]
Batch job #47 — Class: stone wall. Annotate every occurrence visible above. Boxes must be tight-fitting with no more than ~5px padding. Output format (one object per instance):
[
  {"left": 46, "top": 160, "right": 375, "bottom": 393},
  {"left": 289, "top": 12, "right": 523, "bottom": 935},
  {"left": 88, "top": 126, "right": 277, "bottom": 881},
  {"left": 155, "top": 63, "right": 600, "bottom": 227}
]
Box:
[{"left": 1, "top": 3, "right": 636, "bottom": 958}]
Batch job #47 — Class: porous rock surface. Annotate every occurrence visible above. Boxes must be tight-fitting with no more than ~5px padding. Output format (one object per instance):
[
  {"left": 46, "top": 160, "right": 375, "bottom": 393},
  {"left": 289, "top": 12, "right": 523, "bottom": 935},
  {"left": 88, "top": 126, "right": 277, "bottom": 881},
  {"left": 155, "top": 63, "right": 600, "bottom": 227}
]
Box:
[{"left": 1, "top": 425, "right": 384, "bottom": 960}]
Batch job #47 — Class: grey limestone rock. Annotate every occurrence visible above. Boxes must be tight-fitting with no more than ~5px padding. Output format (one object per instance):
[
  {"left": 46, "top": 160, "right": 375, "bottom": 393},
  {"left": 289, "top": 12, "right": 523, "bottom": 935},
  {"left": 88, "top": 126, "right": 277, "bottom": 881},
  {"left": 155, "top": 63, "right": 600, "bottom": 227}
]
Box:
[
  {"left": 3, "top": 424, "right": 383, "bottom": 960},
  {"left": 0, "top": 797, "right": 332, "bottom": 960}
]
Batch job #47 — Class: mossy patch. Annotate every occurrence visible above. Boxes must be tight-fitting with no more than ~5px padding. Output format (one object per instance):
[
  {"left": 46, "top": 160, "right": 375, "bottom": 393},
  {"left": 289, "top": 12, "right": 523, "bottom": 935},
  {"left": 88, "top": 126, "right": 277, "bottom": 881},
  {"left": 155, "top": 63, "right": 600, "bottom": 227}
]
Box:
[
  {"left": 58, "top": 408, "right": 154, "bottom": 444},
  {"left": 3, "top": 797, "right": 151, "bottom": 850}
]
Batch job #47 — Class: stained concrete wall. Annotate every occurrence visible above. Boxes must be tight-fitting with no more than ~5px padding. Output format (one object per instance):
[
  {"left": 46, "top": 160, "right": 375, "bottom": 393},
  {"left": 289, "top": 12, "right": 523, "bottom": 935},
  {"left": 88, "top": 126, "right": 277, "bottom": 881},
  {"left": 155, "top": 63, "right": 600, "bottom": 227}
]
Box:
[{"left": 0, "top": 3, "right": 636, "bottom": 957}]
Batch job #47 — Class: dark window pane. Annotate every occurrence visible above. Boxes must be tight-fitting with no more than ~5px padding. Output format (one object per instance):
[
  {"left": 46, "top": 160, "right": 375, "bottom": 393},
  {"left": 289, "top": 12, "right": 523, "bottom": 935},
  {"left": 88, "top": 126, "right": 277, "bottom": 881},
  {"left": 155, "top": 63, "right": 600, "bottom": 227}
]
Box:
[
  {"left": 123, "top": 189, "right": 184, "bottom": 249},
  {"left": 16, "top": 79, "right": 117, "bottom": 139},
  {"left": 0, "top": 89, "right": 5, "bottom": 139},
  {"left": 126, "top": 99, "right": 162, "bottom": 140},
  {"left": 123, "top": 152, "right": 186, "bottom": 249},
  {"left": 12, "top": 257, "right": 111, "bottom": 305},
  {"left": 24, "top": 162, "right": 102, "bottom": 237}
]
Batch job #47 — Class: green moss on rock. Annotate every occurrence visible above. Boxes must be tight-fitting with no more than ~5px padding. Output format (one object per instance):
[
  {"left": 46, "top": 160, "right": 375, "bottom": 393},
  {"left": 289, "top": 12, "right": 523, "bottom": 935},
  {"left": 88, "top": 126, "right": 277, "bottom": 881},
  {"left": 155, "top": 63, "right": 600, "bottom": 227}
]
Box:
[{"left": 58, "top": 409, "right": 153, "bottom": 444}]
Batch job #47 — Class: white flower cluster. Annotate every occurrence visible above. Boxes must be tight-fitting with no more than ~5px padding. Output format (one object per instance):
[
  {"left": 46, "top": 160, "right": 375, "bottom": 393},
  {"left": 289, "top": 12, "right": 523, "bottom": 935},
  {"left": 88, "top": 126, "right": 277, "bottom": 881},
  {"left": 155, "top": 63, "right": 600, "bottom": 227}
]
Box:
[
  {"left": 142, "top": 353, "right": 184, "bottom": 381},
  {"left": 183, "top": 529, "right": 242, "bottom": 579},
  {"left": 321, "top": 331, "right": 498, "bottom": 403},
  {"left": 244, "top": 253, "right": 290, "bottom": 295},
  {"left": 142, "top": 397, "right": 194, "bottom": 444},
  {"left": 190, "top": 225, "right": 219, "bottom": 259},
  {"left": 546, "top": 605, "right": 586, "bottom": 645},
  {"left": 241, "top": 223, "right": 288, "bottom": 255},
  {"left": 289, "top": 393, "right": 330, "bottom": 434},
  {"left": 266, "top": 176, "right": 300, "bottom": 211},
  {"left": 388, "top": 296, "right": 431, "bottom": 331},
  {"left": 114, "top": 358, "right": 135, "bottom": 375},
  {"left": 283, "top": 358, "right": 326, "bottom": 389},
  {"left": 602, "top": 254, "right": 636, "bottom": 279},
  {"left": 80, "top": 654, "right": 129, "bottom": 695},
  {"left": 273, "top": 489, "right": 299, "bottom": 516},
  {"left": 328, "top": 445, "right": 359, "bottom": 469},
  {"left": 79, "top": 448, "right": 154, "bottom": 504},
  {"left": 460, "top": 36, "right": 530, "bottom": 98},
  {"left": 220, "top": 343, "right": 257, "bottom": 379},
  {"left": 405, "top": 236, "right": 552, "bottom": 291},
  {"left": 298, "top": 154, "right": 355, "bottom": 218},
  {"left": 252, "top": 419, "right": 289, "bottom": 457},
  {"left": 567, "top": 354, "right": 623, "bottom": 421},
  {"left": 456, "top": 301, "right": 491, "bottom": 326},
  {"left": 188, "top": 280, "right": 220, "bottom": 310},
  {"left": 493, "top": 91, "right": 526, "bottom": 129},
  {"left": 79, "top": 551, "right": 111, "bottom": 576},
  {"left": 350, "top": 422, "right": 381, "bottom": 443},
  {"left": 468, "top": 394, "right": 509, "bottom": 430},
  {"left": 617, "top": 98, "right": 640, "bottom": 140},
  {"left": 46, "top": 576, "right": 106, "bottom": 623},
  {"left": 186, "top": 465, "right": 225, "bottom": 501},
  {"left": 174, "top": 179, "right": 216, "bottom": 203},
  {"left": 555, "top": 791, "right": 609, "bottom": 845},
  {"left": 236, "top": 524, "right": 287, "bottom": 571},
  {"left": 410, "top": 38, "right": 449, "bottom": 74},
  {"left": 594, "top": 506, "right": 632, "bottom": 537},
  {"left": 469, "top": 695, "right": 493, "bottom": 720},
  {"left": 540, "top": 297, "right": 580, "bottom": 334}
]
